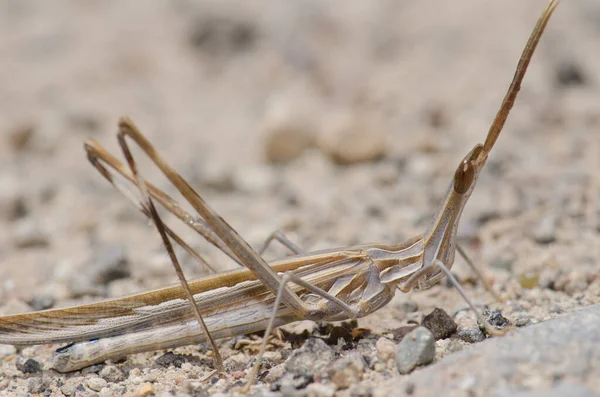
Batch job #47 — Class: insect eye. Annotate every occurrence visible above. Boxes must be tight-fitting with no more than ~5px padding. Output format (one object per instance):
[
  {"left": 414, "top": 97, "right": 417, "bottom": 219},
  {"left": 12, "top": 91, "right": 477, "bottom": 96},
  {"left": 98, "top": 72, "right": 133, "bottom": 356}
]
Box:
[{"left": 454, "top": 160, "right": 475, "bottom": 194}]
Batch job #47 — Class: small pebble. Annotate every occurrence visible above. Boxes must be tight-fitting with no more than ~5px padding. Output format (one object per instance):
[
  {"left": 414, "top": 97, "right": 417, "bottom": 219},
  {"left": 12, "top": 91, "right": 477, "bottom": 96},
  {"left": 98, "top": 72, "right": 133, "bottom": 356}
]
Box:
[
  {"left": 483, "top": 309, "right": 510, "bottom": 328},
  {"left": 89, "top": 244, "right": 130, "bottom": 285},
  {"left": 27, "top": 377, "right": 51, "bottom": 394},
  {"left": 395, "top": 327, "right": 435, "bottom": 374},
  {"left": 400, "top": 300, "right": 419, "bottom": 313},
  {"left": 350, "top": 384, "right": 373, "bottom": 397},
  {"left": 318, "top": 110, "right": 385, "bottom": 164},
  {"left": 421, "top": 308, "right": 458, "bottom": 340},
  {"left": 555, "top": 61, "right": 587, "bottom": 87},
  {"left": 71, "top": 244, "right": 130, "bottom": 297},
  {"left": 0, "top": 172, "right": 26, "bottom": 221},
  {"left": 326, "top": 353, "right": 365, "bottom": 390},
  {"left": 224, "top": 353, "right": 247, "bottom": 372},
  {"left": 99, "top": 387, "right": 114, "bottom": 397},
  {"left": 129, "top": 368, "right": 142, "bottom": 377},
  {"left": 187, "top": 15, "right": 257, "bottom": 54},
  {"left": 519, "top": 271, "right": 540, "bottom": 289},
  {"left": 390, "top": 325, "right": 419, "bottom": 342},
  {"left": 136, "top": 383, "right": 154, "bottom": 397},
  {"left": 81, "top": 364, "right": 104, "bottom": 375},
  {"left": 275, "top": 372, "right": 313, "bottom": 392},
  {"left": 444, "top": 339, "right": 464, "bottom": 353},
  {"left": 514, "top": 314, "right": 533, "bottom": 327},
  {"left": 262, "top": 115, "right": 314, "bottom": 163},
  {"left": 87, "top": 377, "right": 108, "bottom": 392},
  {"left": 13, "top": 218, "right": 49, "bottom": 248},
  {"left": 129, "top": 375, "right": 144, "bottom": 386},
  {"left": 179, "top": 363, "right": 193, "bottom": 373},
  {"left": 29, "top": 294, "right": 55, "bottom": 311},
  {"left": 155, "top": 352, "right": 188, "bottom": 368},
  {"left": 7, "top": 122, "right": 36, "bottom": 151},
  {"left": 373, "top": 362, "right": 386, "bottom": 372},
  {"left": 198, "top": 161, "right": 235, "bottom": 192},
  {"left": 532, "top": 213, "right": 557, "bottom": 244},
  {"left": 60, "top": 378, "right": 85, "bottom": 396},
  {"left": 284, "top": 338, "right": 335, "bottom": 378},
  {"left": 306, "top": 382, "right": 337, "bottom": 397},
  {"left": 100, "top": 365, "right": 125, "bottom": 383},
  {"left": 184, "top": 380, "right": 205, "bottom": 395},
  {"left": 261, "top": 364, "right": 285, "bottom": 384},
  {"left": 375, "top": 337, "right": 397, "bottom": 363},
  {"left": 261, "top": 88, "right": 318, "bottom": 164},
  {"left": 0, "top": 379, "right": 9, "bottom": 391},
  {"left": 457, "top": 326, "right": 486, "bottom": 343},
  {"left": 16, "top": 358, "right": 43, "bottom": 374}
]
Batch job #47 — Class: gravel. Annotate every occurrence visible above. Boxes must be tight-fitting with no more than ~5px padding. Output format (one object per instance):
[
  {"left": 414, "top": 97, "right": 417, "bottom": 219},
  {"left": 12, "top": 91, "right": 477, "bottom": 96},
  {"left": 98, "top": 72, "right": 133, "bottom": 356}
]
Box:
[
  {"left": 375, "top": 337, "right": 397, "bottom": 364},
  {"left": 27, "top": 377, "right": 51, "bottom": 394},
  {"left": 381, "top": 303, "right": 600, "bottom": 396},
  {"left": 421, "top": 308, "right": 458, "bottom": 340},
  {"left": 395, "top": 327, "right": 436, "bottom": 375},
  {"left": 284, "top": 338, "right": 336, "bottom": 379},
  {"left": 326, "top": 353, "right": 366, "bottom": 390},
  {"left": 86, "top": 377, "right": 108, "bottom": 392},
  {"left": 99, "top": 365, "right": 125, "bottom": 383},
  {"left": 16, "top": 358, "right": 43, "bottom": 374},
  {"left": 457, "top": 326, "right": 487, "bottom": 343}
]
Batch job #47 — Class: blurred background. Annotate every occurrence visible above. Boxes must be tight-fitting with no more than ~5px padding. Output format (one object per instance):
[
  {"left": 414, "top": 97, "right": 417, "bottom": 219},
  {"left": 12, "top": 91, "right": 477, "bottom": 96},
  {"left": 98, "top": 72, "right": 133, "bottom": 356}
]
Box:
[{"left": 0, "top": 0, "right": 598, "bottom": 327}]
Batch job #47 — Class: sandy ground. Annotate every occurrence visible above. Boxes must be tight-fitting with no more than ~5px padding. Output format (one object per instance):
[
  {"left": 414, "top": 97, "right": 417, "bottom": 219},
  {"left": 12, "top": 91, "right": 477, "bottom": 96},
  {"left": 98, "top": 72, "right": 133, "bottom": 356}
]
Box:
[{"left": 0, "top": 1, "right": 599, "bottom": 396}]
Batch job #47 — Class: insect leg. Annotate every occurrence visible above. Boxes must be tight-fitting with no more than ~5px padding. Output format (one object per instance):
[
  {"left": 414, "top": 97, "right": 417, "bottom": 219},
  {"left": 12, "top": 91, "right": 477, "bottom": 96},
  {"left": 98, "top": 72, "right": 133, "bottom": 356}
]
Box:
[
  {"left": 456, "top": 244, "right": 503, "bottom": 302},
  {"left": 257, "top": 230, "right": 305, "bottom": 256},
  {"left": 401, "top": 259, "right": 508, "bottom": 337},
  {"left": 116, "top": 129, "right": 225, "bottom": 371}
]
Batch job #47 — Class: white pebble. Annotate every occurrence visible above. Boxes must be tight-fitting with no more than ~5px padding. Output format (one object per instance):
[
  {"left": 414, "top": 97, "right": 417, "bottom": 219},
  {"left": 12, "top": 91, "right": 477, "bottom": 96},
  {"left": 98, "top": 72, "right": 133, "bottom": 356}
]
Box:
[{"left": 86, "top": 377, "right": 108, "bottom": 392}]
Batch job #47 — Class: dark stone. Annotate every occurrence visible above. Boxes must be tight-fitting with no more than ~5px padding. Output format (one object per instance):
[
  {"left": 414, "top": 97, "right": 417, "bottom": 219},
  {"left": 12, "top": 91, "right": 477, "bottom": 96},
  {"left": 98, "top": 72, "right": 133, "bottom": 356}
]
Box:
[
  {"left": 390, "top": 324, "right": 419, "bottom": 342},
  {"left": 555, "top": 61, "right": 586, "bottom": 87},
  {"left": 188, "top": 16, "right": 257, "bottom": 55},
  {"left": 17, "top": 358, "right": 43, "bottom": 374},
  {"left": 155, "top": 352, "right": 188, "bottom": 368},
  {"left": 484, "top": 309, "right": 510, "bottom": 328},
  {"left": 421, "top": 308, "right": 458, "bottom": 340}
]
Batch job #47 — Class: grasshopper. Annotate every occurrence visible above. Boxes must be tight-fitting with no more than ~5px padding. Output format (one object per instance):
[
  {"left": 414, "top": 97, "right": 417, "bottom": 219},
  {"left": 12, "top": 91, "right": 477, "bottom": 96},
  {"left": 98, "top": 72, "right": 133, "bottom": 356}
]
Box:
[{"left": 0, "top": 0, "right": 560, "bottom": 388}]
